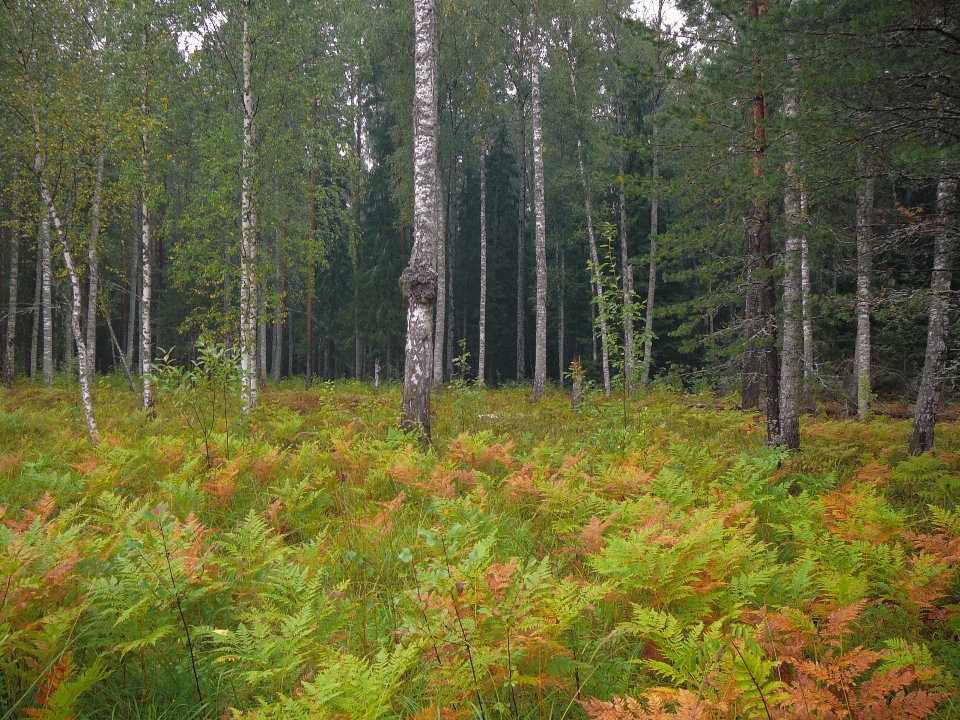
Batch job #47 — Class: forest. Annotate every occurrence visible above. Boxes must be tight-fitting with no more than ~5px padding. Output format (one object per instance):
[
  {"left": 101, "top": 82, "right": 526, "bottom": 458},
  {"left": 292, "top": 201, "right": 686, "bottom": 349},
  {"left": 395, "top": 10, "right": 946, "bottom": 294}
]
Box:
[{"left": 1, "top": 0, "right": 959, "bottom": 718}]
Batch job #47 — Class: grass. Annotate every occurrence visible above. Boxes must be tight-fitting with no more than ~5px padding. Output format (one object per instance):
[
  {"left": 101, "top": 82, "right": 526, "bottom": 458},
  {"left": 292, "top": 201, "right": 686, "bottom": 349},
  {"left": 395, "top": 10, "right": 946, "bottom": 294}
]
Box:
[{"left": 1, "top": 374, "right": 958, "bottom": 719}]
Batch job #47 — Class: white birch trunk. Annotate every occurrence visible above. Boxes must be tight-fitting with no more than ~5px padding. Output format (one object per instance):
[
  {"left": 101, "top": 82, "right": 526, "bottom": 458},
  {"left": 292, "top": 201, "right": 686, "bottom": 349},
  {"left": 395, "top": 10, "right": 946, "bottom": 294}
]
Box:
[
  {"left": 41, "top": 206, "right": 53, "bottom": 387},
  {"left": 86, "top": 151, "right": 104, "bottom": 379},
  {"left": 530, "top": 36, "right": 547, "bottom": 401},
  {"left": 619, "top": 152, "right": 634, "bottom": 395},
  {"left": 63, "top": 295, "right": 74, "bottom": 375},
  {"left": 778, "top": 88, "right": 802, "bottom": 449},
  {"left": 854, "top": 165, "right": 873, "bottom": 422},
  {"left": 258, "top": 280, "right": 267, "bottom": 383},
  {"left": 910, "top": 171, "right": 956, "bottom": 454},
  {"left": 478, "top": 140, "right": 487, "bottom": 387},
  {"left": 4, "top": 212, "right": 19, "bottom": 387},
  {"left": 126, "top": 220, "right": 138, "bottom": 372},
  {"left": 401, "top": 0, "right": 440, "bottom": 441},
  {"left": 800, "top": 187, "right": 813, "bottom": 407},
  {"left": 33, "top": 132, "right": 100, "bottom": 443},
  {"left": 515, "top": 98, "right": 527, "bottom": 382},
  {"left": 272, "top": 259, "right": 282, "bottom": 385},
  {"left": 239, "top": 7, "right": 258, "bottom": 413},
  {"left": 139, "top": 27, "right": 154, "bottom": 412},
  {"left": 30, "top": 237, "right": 40, "bottom": 380}
]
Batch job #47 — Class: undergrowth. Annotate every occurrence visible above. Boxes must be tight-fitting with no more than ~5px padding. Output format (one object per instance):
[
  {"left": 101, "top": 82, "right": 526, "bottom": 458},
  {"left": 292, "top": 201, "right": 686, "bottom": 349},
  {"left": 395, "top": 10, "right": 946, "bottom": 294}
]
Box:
[{"left": 1, "top": 376, "right": 958, "bottom": 719}]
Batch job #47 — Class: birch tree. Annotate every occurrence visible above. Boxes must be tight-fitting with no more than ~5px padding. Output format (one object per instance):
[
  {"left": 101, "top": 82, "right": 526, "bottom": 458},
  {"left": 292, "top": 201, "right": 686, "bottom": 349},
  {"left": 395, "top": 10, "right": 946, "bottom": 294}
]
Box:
[
  {"left": 3, "top": 204, "right": 18, "bottom": 387},
  {"left": 239, "top": 0, "right": 259, "bottom": 412},
  {"left": 401, "top": 0, "right": 440, "bottom": 441},
  {"left": 478, "top": 139, "right": 488, "bottom": 386},
  {"left": 854, "top": 163, "right": 873, "bottom": 422},
  {"left": 779, "top": 86, "right": 802, "bottom": 450},
  {"left": 529, "top": 23, "right": 547, "bottom": 401}
]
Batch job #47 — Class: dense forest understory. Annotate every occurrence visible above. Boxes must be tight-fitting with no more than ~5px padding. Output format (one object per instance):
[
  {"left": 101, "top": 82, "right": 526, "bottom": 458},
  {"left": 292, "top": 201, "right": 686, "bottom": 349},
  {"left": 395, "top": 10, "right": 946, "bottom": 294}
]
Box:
[{"left": 1, "top": 379, "right": 959, "bottom": 719}]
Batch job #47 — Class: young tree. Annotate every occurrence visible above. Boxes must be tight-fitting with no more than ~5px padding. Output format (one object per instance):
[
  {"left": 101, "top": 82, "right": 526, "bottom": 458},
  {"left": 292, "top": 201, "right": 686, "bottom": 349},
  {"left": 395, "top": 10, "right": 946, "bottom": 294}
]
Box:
[
  {"left": 530, "top": 21, "right": 547, "bottom": 401},
  {"left": 854, "top": 162, "right": 873, "bottom": 422}
]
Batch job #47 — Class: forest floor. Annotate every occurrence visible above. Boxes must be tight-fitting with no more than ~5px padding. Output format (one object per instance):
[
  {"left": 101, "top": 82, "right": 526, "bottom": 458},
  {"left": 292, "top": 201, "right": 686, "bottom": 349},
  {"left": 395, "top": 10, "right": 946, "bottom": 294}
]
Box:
[{"left": 1, "top": 377, "right": 959, "bottom": 719}]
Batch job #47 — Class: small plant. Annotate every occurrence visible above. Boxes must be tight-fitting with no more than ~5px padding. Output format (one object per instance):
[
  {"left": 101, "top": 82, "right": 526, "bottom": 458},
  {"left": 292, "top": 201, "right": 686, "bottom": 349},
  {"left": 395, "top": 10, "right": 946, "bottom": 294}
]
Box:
[
  {"left": 450, "top": 338, "right": 481, "bottom": 434},
  {"left": 154, "top": 339, "right": 243, "bottom": 466}
]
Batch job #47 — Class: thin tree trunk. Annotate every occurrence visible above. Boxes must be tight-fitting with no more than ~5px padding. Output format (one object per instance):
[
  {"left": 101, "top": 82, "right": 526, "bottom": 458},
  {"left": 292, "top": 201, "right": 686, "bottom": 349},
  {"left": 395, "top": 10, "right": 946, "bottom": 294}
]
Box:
[
  {"left": 801, "top": 187, "right": 813, "bottom": 409},
  {"left": 4, "top": 213, "right": 19, "bottom": 387},
  {"left": 126, "top": 219, "right": 138, "bottom": 372},
  {"left": 445, "top": 196, "right": 456, "bottom": 382},
  {"left": 854, "top": 163, "right": 873, "bottom": 422},
  {"left": 272, "top": 256, "right": 282, "bottom": 386},
  {"left": 530, "top": 32, "right": 547, "bottom": 401},
  {"left": 401, "top": 0, "right": 440, "bottom": 442},
  {"left": 307, "top": 167, "right": 316, "bottom": 389},
  {"left": 641, "top": 125, "right": 659, "bottom": 388},
  {"left": 910, "top": 171, "right": 956, "bottom": 454},
  {"left": 619, "top": 155, "right": 634, "bottom": 395},
  {"left": 433, "top": 172, "right": 448, "bottom": 387},
  {"left": 742, "top": 264, "right": 760, "bottom": 409},
  {"left": 86, "top": 152, "right": 104, "bottom": 379},
  {"left": 258, "top": 280, "right": 267, "bottom": 383},
  {"left": 140, "top": 27, "right": 154, "bottom": 412},
  {"left": 34, "top": 134, "right": 100, "bottom": 443},
  {"left": 566, "top": 48, "right": 610, "bottom": 396},
  {"left": 478, "top": 140, "right": 487, "bottom": 387},
  {"left": 779, "top": 87, "right": 802, "bottom": 450},
  {"left": 41, "top": 206, "right": 53, "bottom": 387},
  {"left": 63, "top": 293, "right": 74, "bottom": 376},
  {"left": 239, "top": 7, "right": 258, "bottom": 412},
  {"left": 515, "top": 97, "right": 527, "bottom": 382},
  {"left": 30, "top": 237, "right": 40, "bottom": 381}
]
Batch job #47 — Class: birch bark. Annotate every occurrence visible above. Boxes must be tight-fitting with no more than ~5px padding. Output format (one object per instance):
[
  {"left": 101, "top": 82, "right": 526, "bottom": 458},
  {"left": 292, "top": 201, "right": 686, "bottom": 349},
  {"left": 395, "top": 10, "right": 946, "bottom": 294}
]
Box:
[
  {"left": 515, "top": 95, "right": 527, "bottom": 382},
  {"left": 4, "top": 214, "right": 18, "bottom": 387},
  {"left": 140, "top": 28, "right": 154, "bottom": 412},
  {"left": 478, "top": 140, "right": 487, "bottom": 386},
  {"left": 433, "top": 174, "right": 447, "bottom": 387},
  {"left": 779, "top": 88, "right": 802, "bottom": 449},
  {"left": 239, "top": 4, "right": 258, "bottom": 412},
  {"left": 401, "top": 0, "right": 440, "bottom": 442},
  {"left": 41, "top": 207, "right": 53, "bottom": 387},
  {"left": 800, "top": 189, "right": 814, "bottom": 408},
  {"left": 86, "top": 151, "right": 104, "bottom": 379},
  {"left": 910, "top": 171, "right": 956, "bottom": 454},
  {"left": 30, "top": 237, "right": 40, "bottom": 380},
  {"left": 854, "top": 165, "right": 873, "bottom": 422},
  {"left": 272, "top": 255, "right": 282, "bottom": 385},
  {"left": 530, "top": 35, "right": 547, "bottom": 401}
]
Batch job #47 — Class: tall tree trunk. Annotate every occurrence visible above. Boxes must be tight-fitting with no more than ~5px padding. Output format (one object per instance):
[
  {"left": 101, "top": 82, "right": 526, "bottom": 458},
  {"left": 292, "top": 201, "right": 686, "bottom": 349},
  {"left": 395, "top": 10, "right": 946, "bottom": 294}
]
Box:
[
  {"left": 41, "top": 206, "right": 53, "bottom": 387},
  {"left": 516, "top": 97, "right": 527, "bottom": 382},
  {"left": 239, "top": 6, "right": 258, "bottom": 412},
  {"left": 641, "top": 124, "right": 659, "bottom": 388},
  {"left": 30, "top": 238, "right": 40, "bottom": 381},
  {"left": 854, "top": 163, "right": 873, "bottom": 422},
  {"left": 258, "top": 280, "right": 267, "bottom": 383},
  {"left": 140, "top": 28, "right": 154, "bottom": 412},
  {"left": 779, "top": 88, "right": 802, "bottom": 450},
  {"left": 125, "top": 218, "right": 138, "bottom": 373},
  {"left": 433, "top": 173, "right": 448, "bottom": 387},
  {"left": 86, "top": 151, "right": 104, "bottom": 379},
  {"left": 306, "top": 168, "right": 316, "bottom": 389},
  {"left": 34, "top": 133, "right": 100, "bottom": 443},
  {"left": 272, "top": 256, "right": 282, "bottom": 385},
  {"left": 530, "top": 34, "right": 547, "bottom": 401},
  {"left": 401, "top": 0, "right": 440, "bottom": 442},
  {"left": 63, "top": 292, "right": 74, "bottom": 375},
  {"left": 910, "top": 171, "right": 956, "bottom": 454},
  {"left": 558, "top": 255, "right": 565, "bottom": 390},
  {"left": 801, "top": 187, "right": 814, "bottom": 409},
  {"left": 4, "top": 213, "right": 19, "bottom": 387},
  {"left": 478, "top": 141, "right": 487, "bottom": 387},
  {"left": 565, "top": 49, "right": 610, "bottom": 396},
  {"left": 445, "top": 196, "right": 456, "bottom": 381},
  {"left": 619, "top": 153, "right": 634, "bottom": 395}
]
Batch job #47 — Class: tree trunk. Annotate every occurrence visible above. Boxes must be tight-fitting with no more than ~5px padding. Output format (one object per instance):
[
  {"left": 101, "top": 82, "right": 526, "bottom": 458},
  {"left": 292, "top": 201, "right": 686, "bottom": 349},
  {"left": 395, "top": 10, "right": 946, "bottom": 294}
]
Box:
[
  {"left": 272, "top": 258, "right": 282, "bottom": 385},
  {"left": 63, "top": 293, "right": 74, "bottom": 376},
  {"left": 30, "top": 238, "right": 40, "bottom": 381},
  {"left": 125, "top": 219, "right": 138, "bottom": 374},
  {"left": 854, "top": 164, "right": 873, "bottom": 422},
  {"left": 478, "top": 141, "right": 487, "bottom": 387},
  {"left": 4, "top": 214, "right": 19, "bottom": 387},
  {"left": 34, "top": 134, "right": 100, "bottom": 443},
  {"left": 800, "top": 188, "right": 814, "bottom": 409},
  {"left": 565, "top": 51, "right": 610, "bottom": 396},
  {"left": 641, "top": 124, "right": 659, "bottom": 388},
  {"left": 779, "top": 88, "right": 802, "bottom": 450},
  {"left": 433, "top": 172, "right": 448, "bottom": 387},
  {"left": 559, "top": 252, "right": 565, "bottom": 389},
  {"left": 41, "top": 206, "right": 53, "bottom": 387},
  {"left": 401, "top": 0, "right": 440, "bottom": 442},
  {"left": 619, "top": 152, "right": 634, "bottom": 395},
  {"left": 258, "top": 280, "right": 267, "bottom": 383},
  {"left": 530, "top": 34, "right": 547, "bottom": 401},
  {"left": 140, "top": 27, "right": 154, "bottom": 412},
  {"left": 239, "top": 7, "right": 258, "bottom": 412},
  {"left": 445, "top": 193, "right": 456, "bottom": 382},
  {"left": 86, "top": 151, "right": 104, "bottom": 379},
  {"left": 515, "top": 97, "right": 527, "bottom": 382},
  {"left": 910, "top": 171, "right": 956, "bottom": 454},
  {"left": 307, "top": 168, "right": 316, "bottom": 389}
]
